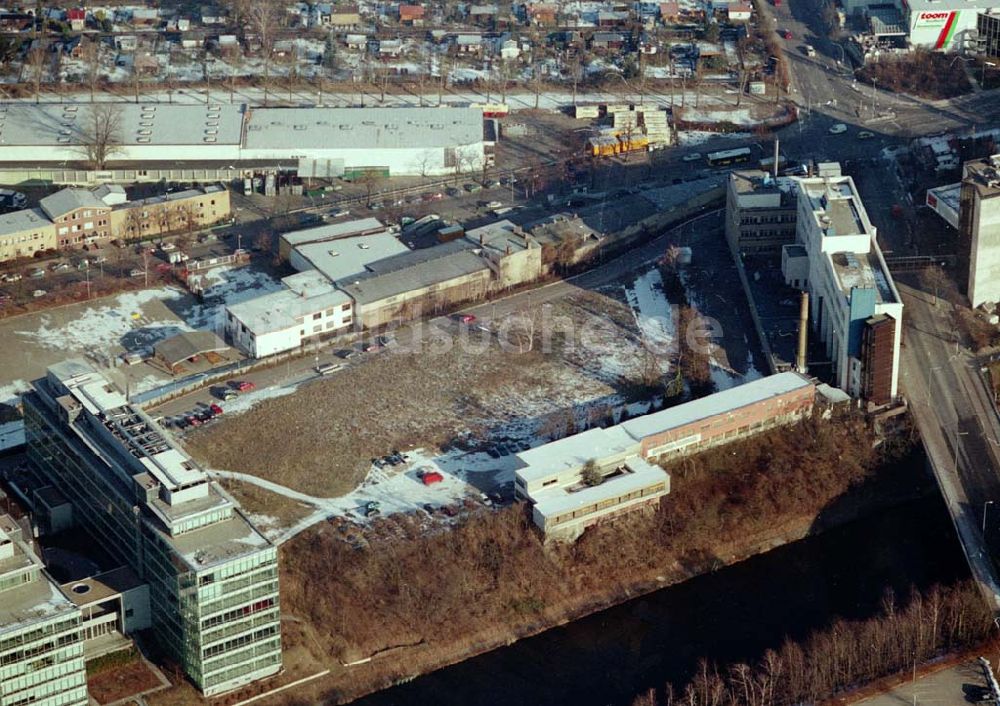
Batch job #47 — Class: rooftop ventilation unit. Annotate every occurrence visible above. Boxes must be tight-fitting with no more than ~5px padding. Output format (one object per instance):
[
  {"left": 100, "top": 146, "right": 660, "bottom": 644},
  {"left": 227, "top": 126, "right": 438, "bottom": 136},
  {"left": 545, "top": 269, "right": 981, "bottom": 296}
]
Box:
[
  {"left": 137, "top": 137, "right": 151, "bottom": 143},
  {"left": 204, "top": 137, "right": 217, "bottom": 143}
]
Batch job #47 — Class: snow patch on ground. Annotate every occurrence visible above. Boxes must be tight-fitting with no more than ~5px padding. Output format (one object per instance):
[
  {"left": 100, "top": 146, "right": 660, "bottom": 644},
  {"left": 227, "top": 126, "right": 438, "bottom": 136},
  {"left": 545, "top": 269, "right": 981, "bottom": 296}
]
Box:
[
  {"left": 623, "top": 268, "right": 675, "bottom": 356},
  {"left": 677, "top": 130, "right": 754, "bottom": 146},
  {"left": 0, "top": 380, "right": 31, "bottom": 407},
  {"left": 218, "top": 383, "right": 302, "bottom": 415},
  {"left": 183, "top": 266, "right": 284, "bottom": 330},
  {"left": 15, "top": 288, "right": 187, "bottom": 353}
]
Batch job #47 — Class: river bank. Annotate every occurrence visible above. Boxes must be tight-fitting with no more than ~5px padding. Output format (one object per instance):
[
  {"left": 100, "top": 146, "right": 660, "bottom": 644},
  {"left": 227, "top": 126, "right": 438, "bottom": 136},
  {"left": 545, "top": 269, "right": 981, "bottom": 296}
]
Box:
[{"left": 274, "top": 422, "right": 939, "bottom": 706}]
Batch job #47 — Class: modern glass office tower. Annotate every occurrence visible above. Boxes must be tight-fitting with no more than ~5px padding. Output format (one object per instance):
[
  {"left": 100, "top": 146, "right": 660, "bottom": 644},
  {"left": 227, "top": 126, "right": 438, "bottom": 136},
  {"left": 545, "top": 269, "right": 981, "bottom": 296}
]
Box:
[
  {"left": 23, "top": 360, "right": 281, "bottom": 696},
  {"left": 0, "top": 514, "right": 88, "bottom": 706}
]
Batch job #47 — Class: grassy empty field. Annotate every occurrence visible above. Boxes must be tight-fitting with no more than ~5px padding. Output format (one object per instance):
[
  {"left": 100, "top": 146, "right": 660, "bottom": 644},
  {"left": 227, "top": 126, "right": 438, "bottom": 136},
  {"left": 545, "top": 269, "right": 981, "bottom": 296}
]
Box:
[{"left": 185, "top": 291, "right": 655, "bottom": 498}]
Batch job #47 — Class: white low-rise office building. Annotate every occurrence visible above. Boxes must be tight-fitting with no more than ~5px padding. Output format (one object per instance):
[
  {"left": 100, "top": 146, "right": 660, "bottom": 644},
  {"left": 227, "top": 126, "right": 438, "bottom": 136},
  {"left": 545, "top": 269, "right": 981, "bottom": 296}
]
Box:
[{"left": 225, "top": 271, "right": 353, "bottom": 357}]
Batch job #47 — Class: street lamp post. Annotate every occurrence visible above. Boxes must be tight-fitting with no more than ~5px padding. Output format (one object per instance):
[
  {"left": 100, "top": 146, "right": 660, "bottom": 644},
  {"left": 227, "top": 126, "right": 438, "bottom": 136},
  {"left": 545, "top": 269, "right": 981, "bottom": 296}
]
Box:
[
  {"left": 985, "top": 61, "right": 998, "bottom": 86},
  {"left": 871, "top": 76, "right": 877, "bottom": 117},
  {"left": 985, "top": 500, "right": 994, "bottom": 535}
]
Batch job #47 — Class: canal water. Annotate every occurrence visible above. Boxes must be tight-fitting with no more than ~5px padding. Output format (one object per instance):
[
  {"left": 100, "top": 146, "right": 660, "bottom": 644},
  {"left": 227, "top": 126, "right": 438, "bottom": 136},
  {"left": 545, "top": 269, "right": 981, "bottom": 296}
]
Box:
[{"left": 353, "top": 493, "right": 968, "bottom": 706}]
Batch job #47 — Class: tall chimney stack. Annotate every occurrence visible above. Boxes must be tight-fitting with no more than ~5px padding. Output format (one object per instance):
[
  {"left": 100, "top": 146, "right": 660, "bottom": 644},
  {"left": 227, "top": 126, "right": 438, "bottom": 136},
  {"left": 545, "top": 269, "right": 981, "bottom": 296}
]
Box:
[
  {"left": 796, "top": 290, "right": 809, "bottom": 374},
  {"left": 773, "top": 139, "right": 780, "bottom": 179}
]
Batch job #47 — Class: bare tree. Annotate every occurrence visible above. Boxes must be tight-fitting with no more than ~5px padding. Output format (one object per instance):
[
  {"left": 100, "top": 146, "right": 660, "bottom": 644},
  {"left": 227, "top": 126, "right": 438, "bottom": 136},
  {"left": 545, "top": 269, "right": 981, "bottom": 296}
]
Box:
[
  {"left": 919, "top": 264, "right": 949, "bottom": 307},
  {"left": 246, "top": 0, "right": 280, "bottom": 106},
  {"left": 529, "top": 66, "right": 543, "bottom": 109},
  {"left": 27, "top": 41, "right": 48, "bottom": 103},
  {"left": 355, "top": 170, "right": 385, "bottom": 207},
  {"left": 80, "top": 39, "right": 102, "bottom": 102},
  {"left": 81, "top": 104, "right": 124, "bottom": 170}
]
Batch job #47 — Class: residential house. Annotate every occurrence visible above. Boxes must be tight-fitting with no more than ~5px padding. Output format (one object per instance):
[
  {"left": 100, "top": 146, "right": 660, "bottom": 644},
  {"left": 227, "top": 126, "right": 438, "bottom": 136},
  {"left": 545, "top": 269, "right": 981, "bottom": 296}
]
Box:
[
  {"left": 597, "top": 10, "right": 630, "bottom": 25},
  {"left": 398, "top": 4, "right": 425, "bottom": 25},
  {"left": 39, "top": 189, "right": 111, "bottom": 249},
  {"left": 660, "top": 1, "right": 681, "bottom": 22},
  {"left": 114, "top": 35, "right": 137, "bottom": 51},
  {"left": 345, "top": 33, "right": 368, "bottom": 50},
  {"left": 728, "top": 3, "right": 752, "bottom": 21},
  {"left": 590, "top": 31, "right": 628, "bottom": 50},
  {"left": 526, "top": 3, "right": 558, "bottom": 25},
  {"left": 454, "top": 33, "right": 484, "bottom": 53},
  {"left": 67, "top": 8, "right": 87, "bottom": 31},
  {"left": 200, "top": 6, "right": 226, "bottom": 25},
  {"left": 131, "top": 8, "right": 160, "bottom": 26},
  {"left": 468, "top": 4, "right": 499, "bottom": 26}
]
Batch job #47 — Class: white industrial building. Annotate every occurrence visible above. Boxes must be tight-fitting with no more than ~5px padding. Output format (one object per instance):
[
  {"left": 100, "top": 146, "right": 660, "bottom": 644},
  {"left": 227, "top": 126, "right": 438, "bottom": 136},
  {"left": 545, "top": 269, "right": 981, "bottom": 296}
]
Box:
[
  {"left": 0, "top": 104, "right": 485, "bottom": 178},
  {"left": 225, "top": 271, "right": 354, "bottom": 357},
  {"left": 902, "top": 0, "right": 1000, "bottom": 51},
  {"left": 277, "top": 217, "right": 390, "bottom": 260},
  {"left": 515, "top": 372, "right": 815, "bottom": 541},
  {"left": 781, "top": 165, "right": 903, "bottom": 405},
  {"left": 288, "top": 232, "right": 411, "bottom": 284}
]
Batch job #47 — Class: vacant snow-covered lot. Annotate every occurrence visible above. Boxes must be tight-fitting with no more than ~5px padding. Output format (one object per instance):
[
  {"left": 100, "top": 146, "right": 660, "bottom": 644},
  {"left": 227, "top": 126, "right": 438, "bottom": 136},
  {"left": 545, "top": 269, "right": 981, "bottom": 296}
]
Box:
[{"left": 0, "top": 264, "right": 281, "bottom": 400}]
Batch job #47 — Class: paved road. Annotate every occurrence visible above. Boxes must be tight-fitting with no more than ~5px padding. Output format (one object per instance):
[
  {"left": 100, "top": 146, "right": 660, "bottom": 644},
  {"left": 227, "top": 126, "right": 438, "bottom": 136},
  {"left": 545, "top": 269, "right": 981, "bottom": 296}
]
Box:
[
  {"left": 899, "top": 280, "right": 1000, "bottom": 613},
  {"left": 854, "top": 658, "right": 993, "bottom": 706}
]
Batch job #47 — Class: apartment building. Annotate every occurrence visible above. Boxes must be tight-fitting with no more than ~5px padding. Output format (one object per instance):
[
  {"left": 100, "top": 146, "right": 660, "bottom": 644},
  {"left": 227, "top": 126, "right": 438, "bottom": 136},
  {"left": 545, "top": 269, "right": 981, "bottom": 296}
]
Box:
[
  {"left": 515, "top": 372, "right": 814, "bottom": 540},
  {"left": 39, "top": 189, "right": 111, "bottom": 249},
  {"left": 0, "top": 514, "right": 88, "bottom": 706},
  {"left": 959, "top": 155, "right": 1000, "bottom": 308},
  {"left": 23, "top": 361, "right": 281, "bottom": 696},
  {"left": 0, "top": 209, "right": 57, "bottom": 262},
  {"left": 109, "top": 184, "right": 231, "bottom": 242},
  {"left": 782, "top": 166, "right": 903, "bottom": 404},
  {"left": 725, "top": 170, "right": 798, "bottom": 255},
  {"left": 226, "top": 271, "right": 354, "bottom": 357}
]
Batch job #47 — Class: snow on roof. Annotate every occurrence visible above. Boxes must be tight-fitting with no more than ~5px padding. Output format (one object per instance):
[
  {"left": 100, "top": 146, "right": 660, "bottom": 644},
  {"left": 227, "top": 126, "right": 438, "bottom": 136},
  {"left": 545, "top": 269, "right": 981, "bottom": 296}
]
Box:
[
  {"left": 292, "top": 232, "right": 410, "bottom": 284},
  {"left": 244, "top": 107, "right": 483, "bottom": 151},
  {"left": 531, "top": 457, "right": 667, "bottom": 518},
  {"left": 516, "top": 426, "right": 639, "bottom": 483},
  {"left": 621, "top": 372, "right": 813, "bottom": 440},
  {"left": 280, "top": 217, "right": 387, "bottom": 247}
]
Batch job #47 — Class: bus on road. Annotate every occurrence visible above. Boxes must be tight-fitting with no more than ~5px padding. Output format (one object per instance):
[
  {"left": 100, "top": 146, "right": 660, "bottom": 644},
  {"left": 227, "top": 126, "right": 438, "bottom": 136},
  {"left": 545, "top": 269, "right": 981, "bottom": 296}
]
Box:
[{"left": 706, "top": 147, "right": 752, "bottom": 167}]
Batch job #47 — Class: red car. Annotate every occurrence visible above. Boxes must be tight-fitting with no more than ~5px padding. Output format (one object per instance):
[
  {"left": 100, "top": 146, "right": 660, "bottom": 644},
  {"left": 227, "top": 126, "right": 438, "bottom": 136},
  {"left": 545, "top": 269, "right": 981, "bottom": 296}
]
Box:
[
  {"left": 209, "top": 403, "right": 224, "bottom": 415},
  {"left": 233, "top": 380, "right": 256, "bottom": 392},
  {"left": 781, "top": 29, "right": 792, "bottom": 39},
  {"left": 459, "top": 314, "right": 476, "bottom": 324},
  {"left": 185, "top": 415, "right": 202, "bottom": 427}
]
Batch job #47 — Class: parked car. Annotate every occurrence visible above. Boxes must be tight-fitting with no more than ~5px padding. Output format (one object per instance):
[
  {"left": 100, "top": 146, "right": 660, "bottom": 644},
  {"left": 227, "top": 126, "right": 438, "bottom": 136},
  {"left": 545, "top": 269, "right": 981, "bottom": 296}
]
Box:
[
  {"left": 129, "top": 269, "right": 145, "bottom": 278},
  {"left": 185, "top": 415, "right": 202, "bottom": 427},
  {"left": 32, "top": 289, "right": 46, "bottom": 298},
  {"left": 445, "top": 186, "right": 461, "bottom": 197},
  {"left": 459, "top": 313, "right": 477, "bottom": 324},
  {"left": 362, "top": 342, "right": 382, "bottom": 353},
  {"left": 781, "top": 29, "right": 792, "bottom": 39},
  {"left": 464, "top": 182, "right": 482, "bottom": 193},
  {"left": 0, "top": 273, "right": 21, "bottom": 283},
  {"left": 213, "top": 386, "right": 238, "bottom": 401},
  {"left": 232, "top": 380, "right": 256, "bottom": 392},
  {"left": 27, "top": 267, "right": 45, "bottom": 279},
  {"left": 828, "top": 123, "right": 848, "bottom": 135},
  {"left": 336, "top": 348, "right": 358, "bottom": 360},
  {"left": 422, "top": 191, "right": 444, "bottom": 202},
  {"left": 857, "top": 131, "right": 875, "bottom": 140},
  {"left": 49, "top": 262, "right": 69, "bottom": 272},
  {"left": 682, "top": 152, "right": 702, "bottom": 162},
  {"left": 315, "top": 361, "right": 346, "bottom": 376},
  {"left": 160, "top": 242, "right": 177, "bottom": 252},
  {"left": 209, "top": 403, "right": 224, "bottom": 416},
  {"left": 803, "top": 44, "right": 816, "bottom": 57}
]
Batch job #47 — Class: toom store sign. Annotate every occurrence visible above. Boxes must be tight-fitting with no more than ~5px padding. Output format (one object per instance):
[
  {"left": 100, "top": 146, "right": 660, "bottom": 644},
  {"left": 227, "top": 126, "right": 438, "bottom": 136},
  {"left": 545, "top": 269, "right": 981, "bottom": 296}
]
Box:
[{"left": 913, "top": 9, "right": 960, "bottom": 49}]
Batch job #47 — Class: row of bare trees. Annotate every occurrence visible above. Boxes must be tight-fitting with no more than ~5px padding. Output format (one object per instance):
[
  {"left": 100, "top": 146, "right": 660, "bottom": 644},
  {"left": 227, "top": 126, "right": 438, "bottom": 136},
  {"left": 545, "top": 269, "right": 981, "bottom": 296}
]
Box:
[{"left": 631, "top": 581, "right": 995, "bottom": 706}]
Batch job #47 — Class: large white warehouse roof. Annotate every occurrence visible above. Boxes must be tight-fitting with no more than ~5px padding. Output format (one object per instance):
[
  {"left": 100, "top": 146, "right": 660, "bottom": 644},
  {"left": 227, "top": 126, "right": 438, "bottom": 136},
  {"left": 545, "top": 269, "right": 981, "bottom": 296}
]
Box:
[
  {"left": 0, "top": 103, "right": 244, "bottom": 148},
  {"left": 243, "top": 106, "right": 483, "bottom": 151}
]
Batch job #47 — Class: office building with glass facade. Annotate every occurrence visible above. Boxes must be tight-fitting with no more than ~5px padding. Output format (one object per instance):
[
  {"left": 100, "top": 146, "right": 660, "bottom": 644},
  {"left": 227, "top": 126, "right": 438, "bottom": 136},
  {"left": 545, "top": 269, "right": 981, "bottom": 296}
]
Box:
[
  {"left": 23, "top": 360, "right": 281, "bottom": 696},
  {"left": 0, "top": 514, "right": 88, "bottom": 706}
]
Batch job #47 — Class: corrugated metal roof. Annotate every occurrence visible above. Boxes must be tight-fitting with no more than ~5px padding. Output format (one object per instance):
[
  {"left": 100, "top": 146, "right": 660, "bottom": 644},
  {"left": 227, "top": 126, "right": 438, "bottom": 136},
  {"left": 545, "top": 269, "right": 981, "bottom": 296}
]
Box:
[{"left": 244, "top": 106, "right": 483, "bottom": 151}]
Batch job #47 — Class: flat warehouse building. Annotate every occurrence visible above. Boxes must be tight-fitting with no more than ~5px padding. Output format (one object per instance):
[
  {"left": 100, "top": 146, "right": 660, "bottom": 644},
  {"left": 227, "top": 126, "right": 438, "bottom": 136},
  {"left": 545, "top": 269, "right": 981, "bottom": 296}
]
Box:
[
  {"left": 23, "top": 360, "right": 281, "bottom": 696},
  {"left": 0, "top": 104, "right": 486, "bottom": 179},
  {"left": 515, "top": 373, "right": 815, "bottom": 541},
  {"left": 902, "top": 0, "right": 1000, "bottom": 51}
]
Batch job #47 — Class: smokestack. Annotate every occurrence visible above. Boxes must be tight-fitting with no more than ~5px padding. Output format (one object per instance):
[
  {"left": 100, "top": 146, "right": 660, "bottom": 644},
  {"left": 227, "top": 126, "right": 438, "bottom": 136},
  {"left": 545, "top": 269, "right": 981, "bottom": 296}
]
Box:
[
  {"left": 796, "top": 291, "right": 809, "bottom": 374},
  {"left": 773, "top": 138, "right": 780, "bottom": 179}
]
